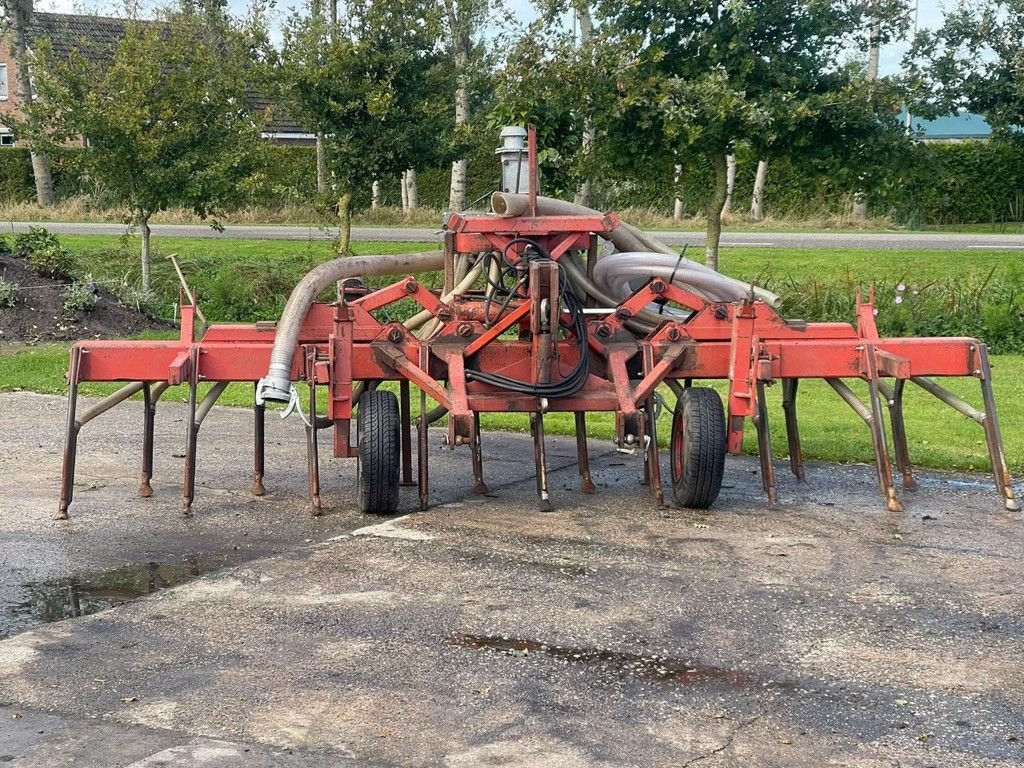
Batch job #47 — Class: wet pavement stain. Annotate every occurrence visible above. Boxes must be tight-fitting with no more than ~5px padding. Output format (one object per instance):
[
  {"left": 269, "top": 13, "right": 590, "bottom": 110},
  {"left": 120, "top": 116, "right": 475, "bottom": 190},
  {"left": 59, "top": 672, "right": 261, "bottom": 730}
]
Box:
[
  {"left": 451, "top": 632, "right": 752, "bottom": 687},
  {"left": 1, "top": 556, "right": 229, "bottom": 639}
]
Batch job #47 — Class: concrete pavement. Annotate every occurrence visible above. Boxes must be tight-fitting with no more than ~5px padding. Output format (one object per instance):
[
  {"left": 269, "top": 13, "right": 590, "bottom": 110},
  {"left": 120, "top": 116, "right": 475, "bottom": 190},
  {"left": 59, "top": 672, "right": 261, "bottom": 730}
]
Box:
[
  {"left": 3, "top": 219, "right": 1024, "bottom": 250},
  {"left": 1, "top": 391, "right": 1023, "bottom": 766}
]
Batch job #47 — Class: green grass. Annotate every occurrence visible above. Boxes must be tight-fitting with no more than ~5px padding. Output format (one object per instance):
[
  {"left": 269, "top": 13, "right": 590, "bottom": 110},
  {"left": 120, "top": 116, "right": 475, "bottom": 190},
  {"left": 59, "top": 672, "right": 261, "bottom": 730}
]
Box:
[{"left": 1, "top": 342, "right": 1020, "bottom": 475}]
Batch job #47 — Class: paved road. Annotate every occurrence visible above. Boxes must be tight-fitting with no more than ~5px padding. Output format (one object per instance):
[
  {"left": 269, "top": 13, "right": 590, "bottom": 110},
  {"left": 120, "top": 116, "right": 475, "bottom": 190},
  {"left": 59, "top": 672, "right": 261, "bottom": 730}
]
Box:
[
  {"left": 2, "top": 219, "right": 1024, "bottom": 250},
  {"left": 2, "top": 391, "right": 1023, "bottom": 766}
]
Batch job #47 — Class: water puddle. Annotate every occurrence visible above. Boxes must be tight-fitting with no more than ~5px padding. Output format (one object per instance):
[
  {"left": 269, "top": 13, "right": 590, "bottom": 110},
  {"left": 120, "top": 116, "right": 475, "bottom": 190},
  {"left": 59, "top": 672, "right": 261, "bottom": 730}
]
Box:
[
  {"left": 1, "top": 556, "right": 229, "bottom": 639},
  {"left": 452, "top": 632, "right": 751, "bottom": 687}
]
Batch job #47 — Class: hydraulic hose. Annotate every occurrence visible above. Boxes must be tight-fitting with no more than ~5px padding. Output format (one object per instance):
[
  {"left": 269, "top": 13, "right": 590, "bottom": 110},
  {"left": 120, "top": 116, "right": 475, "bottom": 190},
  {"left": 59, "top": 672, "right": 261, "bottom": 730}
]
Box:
[
  {"left": 490, "top": 192, "right": 780, "bottom": 308},
  {"left": 259, "top": 250, "right": 444, "bottom": 404}
]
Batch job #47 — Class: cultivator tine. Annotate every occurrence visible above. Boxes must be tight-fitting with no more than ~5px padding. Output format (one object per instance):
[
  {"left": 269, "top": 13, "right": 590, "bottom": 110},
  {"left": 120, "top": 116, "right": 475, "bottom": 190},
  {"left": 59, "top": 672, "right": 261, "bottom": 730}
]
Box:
[
  {"left": 780, "top": 378, "right": 805, "bottom": 482},
  {"left": 57, "top": 346, "right": 82, "bottom": 520},
  {"left": 878, "top": 379, "right": 917, "bottom": 491},
  {"left": 826, "top": 376, "right": 902, "bottom": 513},
  {"left": 305, "top": 351, "right": 322, "bottom": 514},
  {"left": 418, "top": 369, "right": 430, "bottom": 511},
  {"left": 531, "top": 412, "right": 552, "bottom": 512},
  {"left": 252, "top": 383, "right": 266, "bottom": 496},
  {"left": 471, "top": 412, "right": 488, "bottom": 495},
  {"left": 753, "top": 381, "right": 778, "bottom": 504},
  {"left": 181, "top": 348, "right": 199, "bottom": 517},
  {"left": 574, "top": 412, "right": 596, "bottom": 494},
  {"left": 977, "top": 347, "right": 1019, "bottom": 511},
  {"left": 399, "top": 381, "right": 415, "bottom": 487},
  {"left": 644, "top": 400, "right": 665, "bottom": 507},
  {"left": 140, "top": 382, "right": 169, "bottom": 498}
]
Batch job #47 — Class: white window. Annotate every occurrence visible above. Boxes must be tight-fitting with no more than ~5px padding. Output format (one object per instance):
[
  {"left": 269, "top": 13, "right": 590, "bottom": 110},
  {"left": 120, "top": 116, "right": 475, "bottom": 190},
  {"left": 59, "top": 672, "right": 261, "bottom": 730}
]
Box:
[
  {"left": 0, "top": 134, "right": 14, "bottom": 147},
  {"left": 0, "top": 64, "right": 8, "bottom": 101}
]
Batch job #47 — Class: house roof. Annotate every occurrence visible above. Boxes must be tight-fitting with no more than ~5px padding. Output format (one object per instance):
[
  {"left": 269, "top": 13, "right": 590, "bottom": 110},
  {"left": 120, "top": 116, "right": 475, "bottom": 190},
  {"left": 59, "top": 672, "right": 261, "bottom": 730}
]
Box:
[{"left": 26, "top": 12, "right": 309, "bottom": 136}]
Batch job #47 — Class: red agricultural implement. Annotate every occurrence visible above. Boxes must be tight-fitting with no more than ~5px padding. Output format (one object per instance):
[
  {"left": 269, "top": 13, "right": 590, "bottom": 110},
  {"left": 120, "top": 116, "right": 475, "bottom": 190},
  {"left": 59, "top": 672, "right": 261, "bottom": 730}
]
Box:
[{"left": 57, "top": 128, "right": 1018, "bottom": 519}]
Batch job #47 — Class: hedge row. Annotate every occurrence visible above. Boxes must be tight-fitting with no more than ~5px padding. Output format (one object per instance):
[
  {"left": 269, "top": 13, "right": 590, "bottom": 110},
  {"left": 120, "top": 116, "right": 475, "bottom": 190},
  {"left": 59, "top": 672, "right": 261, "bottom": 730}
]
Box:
[{"left": 1, "top": 139, "right": 1021, "bottom": 225}]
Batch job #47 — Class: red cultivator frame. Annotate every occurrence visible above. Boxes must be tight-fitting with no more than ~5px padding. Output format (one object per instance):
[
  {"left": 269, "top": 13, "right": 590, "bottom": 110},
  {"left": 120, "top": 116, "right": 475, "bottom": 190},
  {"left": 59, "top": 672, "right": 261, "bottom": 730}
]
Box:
[{"left": 57, "top": 132, "right": 1018, "bottom": 520}]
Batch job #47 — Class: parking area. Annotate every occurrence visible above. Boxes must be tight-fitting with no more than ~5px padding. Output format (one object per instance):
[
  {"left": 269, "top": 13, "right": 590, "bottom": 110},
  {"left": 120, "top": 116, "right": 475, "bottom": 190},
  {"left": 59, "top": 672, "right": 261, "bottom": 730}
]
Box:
[{"left": 1, "top": 391, "right": 1022, "bottom": 767}]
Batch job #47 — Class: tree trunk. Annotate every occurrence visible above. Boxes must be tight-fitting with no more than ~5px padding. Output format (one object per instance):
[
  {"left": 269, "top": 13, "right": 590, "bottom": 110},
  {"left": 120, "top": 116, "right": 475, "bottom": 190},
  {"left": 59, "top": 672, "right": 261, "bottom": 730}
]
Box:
[
  {"left": 400, "top": 171, "right": 409, "bottom": 211},
  {"left": 673, "top": 164, "right": 684, "bottom": 222},
  {"left": 448, "top": 44, "right": 469, "bottom": 212},
  {"left": 371, "top": 179, "right": 381, "bottom": 209},
  {"left": 573, "top": 2, "right": 595, "bottom": 207},
  {"left": 315, "top": 133, "right": 328, "bottom": 196},
  {"left": 750, "top": 159, "right": 768, "bottom": 222},
  {"left": 139, "top": 211, "right": 152, "bottom": 294},
  {"left": 721, "top": 153, "right": 736, "bottom": 217},
  {"left": 335, "top": 191, "right": 353, "bottom": 255},
  {"left": 705, "top": 152, "right": 729, "bottom": 272},
  {"left": 405, "top": 168, "right": 419, "bottom": 209},
  {"left": 854, "top": 8, "right": 882, "bottom": 223},
  {"left": 8, "top": 0, "right": 55, "bottom": 207}
]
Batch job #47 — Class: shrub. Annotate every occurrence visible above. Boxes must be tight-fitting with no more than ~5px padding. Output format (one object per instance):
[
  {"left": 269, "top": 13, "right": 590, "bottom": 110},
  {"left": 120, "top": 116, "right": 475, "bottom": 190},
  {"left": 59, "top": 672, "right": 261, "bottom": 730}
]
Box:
[
  {"left": 63, "top": 278, "right": 98, "bottom": 312},
  {"left": 14, "top": 226, "right": 61, "bottom": 258},
  {"left": 0, "top": 278, "right": 17, "bottom": 307}
]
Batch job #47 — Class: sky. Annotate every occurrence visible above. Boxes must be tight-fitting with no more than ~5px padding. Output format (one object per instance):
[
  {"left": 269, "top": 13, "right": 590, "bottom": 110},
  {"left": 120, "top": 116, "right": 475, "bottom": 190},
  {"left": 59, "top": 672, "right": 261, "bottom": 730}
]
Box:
[{"left": 38, "top": 0, "right": 949, "bottom": 77}]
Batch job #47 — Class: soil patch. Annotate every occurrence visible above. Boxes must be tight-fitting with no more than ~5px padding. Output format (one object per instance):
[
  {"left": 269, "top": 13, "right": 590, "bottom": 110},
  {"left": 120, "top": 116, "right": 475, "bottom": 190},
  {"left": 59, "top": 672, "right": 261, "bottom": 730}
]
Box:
[{"left": 0, "top": 253, "right": 174, "bottom": 344}]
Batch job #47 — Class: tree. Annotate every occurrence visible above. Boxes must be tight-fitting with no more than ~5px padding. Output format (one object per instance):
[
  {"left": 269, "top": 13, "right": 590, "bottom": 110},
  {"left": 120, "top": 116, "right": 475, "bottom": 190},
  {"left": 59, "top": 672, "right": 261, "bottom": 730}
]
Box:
[
  {"left": 1, "top": 0, "right": 55, "bottom": 206},
  {"left": 23, "top": 8, "right": 264, "bottom": 292},
  {"left": 441, "top": 0, "right": 490, "bottom": 212},
  {"left": 282, "top": 0, "right": 449, "bottom": 253},
  {"left": 906, "top": 1, "right": 1024, "bottom": 135},
  {"left": 593, "top": 0, "right": 910, "bottom": 269}
]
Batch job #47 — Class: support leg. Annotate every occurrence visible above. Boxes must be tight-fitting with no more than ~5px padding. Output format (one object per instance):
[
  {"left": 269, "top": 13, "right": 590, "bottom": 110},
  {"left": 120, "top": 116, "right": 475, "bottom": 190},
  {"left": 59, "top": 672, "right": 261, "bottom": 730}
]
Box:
[
  {"left": 181, "top": 348, "right": 199, "bottom": 517},
  {"left": 884, "top": 379, "right": 917, "bottom": 491},
  {"left": 978, "top": 346, "right": 1019, "bottom": 511},
  {"left": 780, "top": 378, "right": 805, "bottom": 482},
  {"left": 531, "top": 412, "right": 552, "bottom": 512},
  {"left": 57, "top": 347, "right": 82, "bottom": 520},
  {"left": 399, "top": 380, "right": 415, "bottom": 486},
  {"left": 139, "top": 383, "right": 155, "bottom": 498},
  {"left": 418, "top": 384, "right": 429, "bottom": 511},
  {"left": 864, "top": 348, "right": 902, "bottom": 513},
  {"left": 253, "top": 384, "right": 266, "bottom": 496},
  {"left": 753, "top": 382, "right": 778, "bottom": 504},
  {"left": 644, "top": 401, "right": 665, "bottom": 507},
  {"left": 306, "top": 368, "right": 322, "bottom": 515},
  {"left": 574, "top": 412, "right": 596, "bottom": 494},
  {"left": 471, "top": 412, "right": 488, "bottom": 494}
]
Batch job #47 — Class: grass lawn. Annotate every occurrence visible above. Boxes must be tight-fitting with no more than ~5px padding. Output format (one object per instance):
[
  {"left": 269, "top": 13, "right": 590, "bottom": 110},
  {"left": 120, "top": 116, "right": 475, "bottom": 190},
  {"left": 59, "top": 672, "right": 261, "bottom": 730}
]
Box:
[{"left": 51, "top": 233, "right": 1024, "bottom": 288}]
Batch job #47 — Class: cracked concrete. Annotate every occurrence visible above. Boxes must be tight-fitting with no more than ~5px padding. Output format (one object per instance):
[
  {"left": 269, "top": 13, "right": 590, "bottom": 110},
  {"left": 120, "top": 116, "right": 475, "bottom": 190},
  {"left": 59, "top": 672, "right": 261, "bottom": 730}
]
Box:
[{"left": 1, "top": 391, "right": 1023, "bottom": 766}]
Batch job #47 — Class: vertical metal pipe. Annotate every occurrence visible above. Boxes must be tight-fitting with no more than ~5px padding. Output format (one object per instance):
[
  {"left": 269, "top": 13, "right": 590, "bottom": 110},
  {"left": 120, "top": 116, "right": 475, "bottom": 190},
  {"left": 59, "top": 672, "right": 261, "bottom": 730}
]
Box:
[
  {"left": 418, "top": 348, "right": 430, "bottom": 511},
  {"left": 753, "top": 381, "right": 778, "bottom": 504},
  {"left": 978, "top": 346, "right": 1020, "bottom": 511},
  {"left": 864, "top": 347, "right": 903, "bottom": 513},
  {"left": 181, "top": 347, "right": 199, "bottom": 517},
  {"left": 781, "top": 378, "right": 805, "bottom": 482},
  {"left": 574, "top": 412, "right": 596, "bottom": 493},
  {"left": 645, "top": 401, "right": 664, "bottom": 507},
  {"left": 253, "top": 383, "right": 266, "bottom": 496},
  {"left": 57, "top": 346, "right": 82, "bottom": 520},
  {"left": 140, "top": 383, "right": 155, "bottom": 498},
  {"left": 531, "top": 412, "right": 551, "bottom": 512},
  {"left": 883, "top": 379, "right": 917, "bottom": 490},
  {"left": 471, "top": 412, "right": 488, "bottom": 494},
  {"left": 399, "top": 380, "right": 414, "bottom": 486},
  {"left": 306, "top": 353, "right": 322, "bottom": 515}
]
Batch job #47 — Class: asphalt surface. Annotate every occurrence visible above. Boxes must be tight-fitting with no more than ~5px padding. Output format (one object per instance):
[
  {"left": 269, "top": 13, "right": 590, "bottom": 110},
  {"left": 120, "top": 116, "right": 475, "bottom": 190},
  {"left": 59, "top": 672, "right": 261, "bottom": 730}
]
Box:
[
  {"left": 3, "top": 220, "right": 1024, "bottom": 250},
  {"left": 1, "top": 391, "right": 1023, "bottom": 766}
]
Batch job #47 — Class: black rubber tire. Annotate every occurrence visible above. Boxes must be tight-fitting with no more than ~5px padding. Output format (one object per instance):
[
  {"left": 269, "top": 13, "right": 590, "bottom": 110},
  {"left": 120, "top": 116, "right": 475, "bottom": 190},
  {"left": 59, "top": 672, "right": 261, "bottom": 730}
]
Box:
[
  {"left": 670, "top": 387, "right": 727, "bottom": 509},
  {"left": 356, "top": 390, "right": 401, "bottom": 514}
]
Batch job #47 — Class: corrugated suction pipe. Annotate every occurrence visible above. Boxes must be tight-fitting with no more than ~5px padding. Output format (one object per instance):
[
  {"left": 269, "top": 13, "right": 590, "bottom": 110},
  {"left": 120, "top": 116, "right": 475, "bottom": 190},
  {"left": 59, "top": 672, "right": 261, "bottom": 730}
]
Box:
[{"left": 258, "top": 250, "right": 444, "bottom": 404}]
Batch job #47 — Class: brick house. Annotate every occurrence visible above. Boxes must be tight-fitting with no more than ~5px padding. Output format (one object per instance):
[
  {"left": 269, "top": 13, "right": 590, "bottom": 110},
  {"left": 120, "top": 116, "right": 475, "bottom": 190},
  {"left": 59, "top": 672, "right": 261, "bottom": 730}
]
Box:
[{"left": 0, "top": 11, "right": 314, "bottom": 147}]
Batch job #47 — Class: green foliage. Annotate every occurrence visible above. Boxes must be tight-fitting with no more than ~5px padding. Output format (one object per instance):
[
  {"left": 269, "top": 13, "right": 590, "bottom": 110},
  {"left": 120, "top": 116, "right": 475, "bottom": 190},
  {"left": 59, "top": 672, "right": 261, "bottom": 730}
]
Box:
[
  {"left": 0, "top": 278, "right": 18, "bottom": 307},
  {"left": 0, "top": 149, "right": 36, "bottom": 202},
  {"left": 62, "top": 278, "right": 98, "bottom": 312},
  {"left": 15, "top": 227, "right": 77, "bottom": 279}
]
